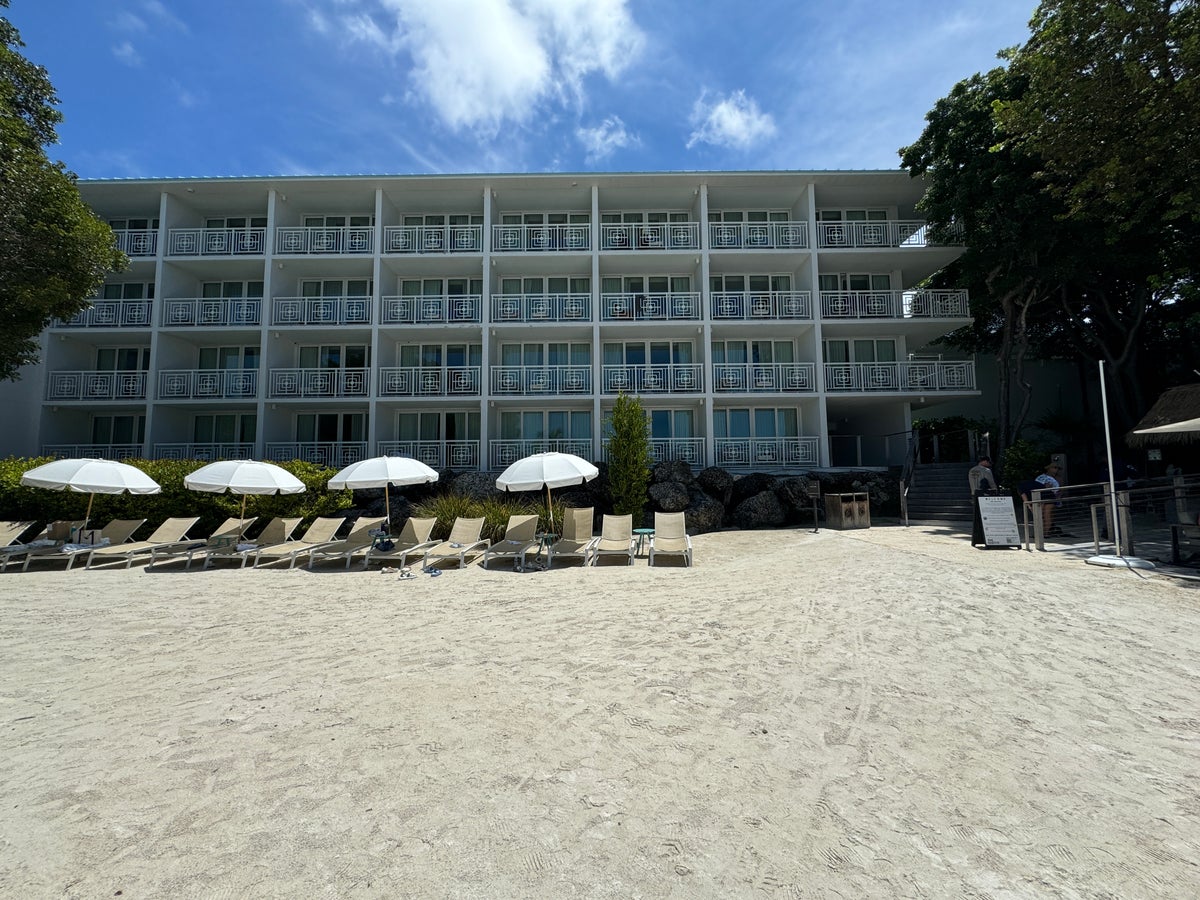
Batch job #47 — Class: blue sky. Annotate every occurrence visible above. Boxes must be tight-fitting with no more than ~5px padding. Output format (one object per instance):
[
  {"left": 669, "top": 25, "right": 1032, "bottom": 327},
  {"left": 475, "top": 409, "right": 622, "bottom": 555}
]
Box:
[{"left": 8, "top": 0, "right": 1035, "bottom": 179}]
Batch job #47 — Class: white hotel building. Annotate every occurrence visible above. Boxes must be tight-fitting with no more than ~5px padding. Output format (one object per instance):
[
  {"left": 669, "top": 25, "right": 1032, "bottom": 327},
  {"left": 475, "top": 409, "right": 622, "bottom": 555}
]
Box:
[{"left": 0, "top": 171, "right": 978, "bottom": 472}]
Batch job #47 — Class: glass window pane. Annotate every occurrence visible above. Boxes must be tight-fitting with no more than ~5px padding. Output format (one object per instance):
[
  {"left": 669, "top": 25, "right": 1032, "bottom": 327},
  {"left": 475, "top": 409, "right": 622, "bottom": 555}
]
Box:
[
  {"left": 547, "top": 412, "right": 567, "bottom": 439},
  {"left": 570, "top": 411, "right": 590, "bottom": 439},
  {"left": 523, "top": 411, "right": 543, "bottom": 439},
  {"left": 673, "top": 409, "right": 694, "bottom": 436},
  {"left": 198, "top": 347, "right": 218, "bottom": 369},
  {"left": 754, "top": 409, "right": 776, "bottom": 437},
  {"left": 876, "top": 340, "right": 896, "bottom": 362},
  {"left": 193, "top": 415, "right": 213, "bottom": 442},
  {"left": 713, "top": 410, "right": 727, "bottom": 438},
  {"left": 729, "top": 409, "right": 751, "bottom": 437},
  {"left": 240, "top": 414, "right": 256, "bottom": 442},
  {"left": 778, "top": 408, "right": 798, "bottom": 435},
  {"left": 346, "top": 346, "right": 367, "bottom": 368},
  {"left": 853, "top": 340, "right": 875, "bottom": 362}
]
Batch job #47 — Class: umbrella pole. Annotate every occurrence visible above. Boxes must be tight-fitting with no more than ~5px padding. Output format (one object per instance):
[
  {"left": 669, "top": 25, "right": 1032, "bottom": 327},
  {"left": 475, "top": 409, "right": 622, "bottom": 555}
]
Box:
[
  {"left": 83, "top": 492, "right": 95, "bottom": 536},
  {"left": 546, "top": 484, "right": 554, "bottom": 531},
  {"left": 385, "top": 484, "right": 391, "bottom": 530},
  {"left": 239, "top": 493, "right": 248, "bottom": 540}
]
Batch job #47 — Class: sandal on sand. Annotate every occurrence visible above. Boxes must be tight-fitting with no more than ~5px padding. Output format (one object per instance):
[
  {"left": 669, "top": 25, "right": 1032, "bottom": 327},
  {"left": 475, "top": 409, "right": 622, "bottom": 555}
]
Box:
[
  {"left": 382, "top": 566, "right": 398, "bottom": 575},
  {"left": 427, "top": 568, "right": 442, "bottom": 577},
  {"left": 398, "top": 571, "right": 416, "bottom": 580}
]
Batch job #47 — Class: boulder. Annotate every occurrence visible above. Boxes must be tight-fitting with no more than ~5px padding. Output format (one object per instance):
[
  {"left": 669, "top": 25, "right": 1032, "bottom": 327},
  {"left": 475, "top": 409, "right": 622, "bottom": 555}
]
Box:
[
  {"left": 696, "top": 466, "right": 734, "bottom": 505},
  {"left": 732, "top": 490, "right": 788, "bottom": 530},
  {"left": 683, "top": 492, "right": 725, "bottom": 535},
  {"left": 652, "top": 458, "right": 695, "bottom": 485},
  {"left": 451, "top": 471, "right": 506, "bottom": 501},
  {"left": 730, "top": 472, "right": 779, "bottom": 506},
  {"left": 649, "top": 481, "right": 690, "bottom": 512}
]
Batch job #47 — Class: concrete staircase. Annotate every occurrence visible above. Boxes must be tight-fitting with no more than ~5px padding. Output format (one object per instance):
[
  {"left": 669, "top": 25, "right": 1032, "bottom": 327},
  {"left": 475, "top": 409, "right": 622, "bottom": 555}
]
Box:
[{"left": 906, "top": 462, "right": 974, "bottom": 523}]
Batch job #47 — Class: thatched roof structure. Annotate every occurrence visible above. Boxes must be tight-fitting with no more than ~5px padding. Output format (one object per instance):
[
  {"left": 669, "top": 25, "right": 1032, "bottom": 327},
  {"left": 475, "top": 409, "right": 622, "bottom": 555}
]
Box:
[{"left": 1127, "top": 384, "right": 1200, "bottom": 446}]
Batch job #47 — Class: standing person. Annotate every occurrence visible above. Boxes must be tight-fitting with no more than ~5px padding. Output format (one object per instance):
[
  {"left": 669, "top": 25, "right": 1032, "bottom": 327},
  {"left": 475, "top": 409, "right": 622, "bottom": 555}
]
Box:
[
  {"left": 1035, "top": 463, "right": 1063, "bottom": 534},
  {"left": 968, "top": 456, "right": 997, "bottom": 495}
]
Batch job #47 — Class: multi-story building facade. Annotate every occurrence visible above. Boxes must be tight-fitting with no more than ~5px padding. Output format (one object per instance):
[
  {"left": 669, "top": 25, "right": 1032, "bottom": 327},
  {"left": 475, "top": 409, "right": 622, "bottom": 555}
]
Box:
[{"left": 0, "top": 171, "right": 977, "bottom": 471}]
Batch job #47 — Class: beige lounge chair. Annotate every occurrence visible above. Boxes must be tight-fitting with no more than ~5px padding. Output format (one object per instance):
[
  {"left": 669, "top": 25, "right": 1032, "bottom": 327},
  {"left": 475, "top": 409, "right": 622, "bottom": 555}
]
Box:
[
  {"left": 541, "top": 507, "right": 596, "bottom": 569},
  {"left": 306, "top": 517, "right": 387, "bottom": 569},
  {"left": 361, "top": 517, "right": 438, "bottom": 569},
  {"left": 203, "top": 516, "right": 302, "bottom": 569},
  {"left": 85, "top": 517, "right": 203, "bottom": 569},
  {"left": 250, "top": 517, "right": 345, "bottom": 569},
  {"left": 421, "top": 517, "right": 489, "bottom": 570},
  {"left": 590, "top": 514, "right": 635, "bottom": 566},
  {"left": 0, "top": 521, "right": 36, "bottom": 547},
  {"left": 0, "top": 520, "right": 84, "bottom": 572},
  {"left": 23, "top": 518, "right": 146, "bottom": 571},
  {"left": 148, "top": 517, "right": 258, "bottom": 569},
  {"left": 648, "top": 511, "right": 692, "bottom": 567},
  {"left": 481, "top": 514, "right": 540, "bottom": 570}
]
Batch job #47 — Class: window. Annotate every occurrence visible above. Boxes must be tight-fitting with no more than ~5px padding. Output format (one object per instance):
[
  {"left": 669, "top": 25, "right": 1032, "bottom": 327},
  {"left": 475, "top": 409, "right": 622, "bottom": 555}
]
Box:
[
  {"left": 108, "top": 217, "right": 159, "bottom": 230},
  {"left": 499, "top": 276, "right": 590, "bottom": 295},
  {"left": 398, "top": 343, "right": 482, "bottom": 368},
  {"left": 297, "top": 344, "right": 369, "bottom": 369},
  {"left": 91, "top": 414, "right": 145, "bottom": 445},
  {"left": 198, "top": 346, "right": 259, "bottom": 370},
  {"left": 650, "top": 409, "right": 695, "bottom": 439},
  {"left": 202, "top": 280, "right": 263, "bottom": 299},
  {"left": 500, "top": 410, "right": 591, "bottom": 441},
  {"left": 303, "top": 215, "right": 373, "bottom": 228},
  {"left": 397, "top": 411, "right": 480, "bottom": 442},
  {"left": 300, "top": 279, "right": 372, "bottom": 299},
  {"left": 824, "top": 339, "right": 896, "bottom": 363},
  {"left": 819, "top": 273, "right": 890, "bottom": 292},
  {"left": 710, "top": 274, "right": 791, "bottom": 293},
  {"left": 193, "top": 413, "right": 256, "bottom": 444},
  {"left": 400, "top": 278, "right": 481, "bottom": 296},
  {"left": 714, "top": 407, "right": 798, "bottom": 438},
  {"left": 205, "top": 216, "right": 267, "bottom": 228},
  {"left": 499, "top": 342, "right": 589, "bottom": 366},
  {"left": 603, "top": 341, "right": 693, "bottom": 364},
  {"left": 95, "top": 347, "right": 150, "bottom": 371},
  {"left": 296, "top": 412, "right": 366, "bottom": 442},
  {"left": 101, "top": 282, "right": 155, "bottom": 300}
]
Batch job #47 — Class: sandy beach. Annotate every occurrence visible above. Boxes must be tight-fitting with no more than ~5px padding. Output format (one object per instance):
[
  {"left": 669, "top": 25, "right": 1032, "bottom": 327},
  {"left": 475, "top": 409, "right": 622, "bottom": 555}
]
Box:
[{"left": 1, "top": 523, "right": 1197, "bottom": 898}]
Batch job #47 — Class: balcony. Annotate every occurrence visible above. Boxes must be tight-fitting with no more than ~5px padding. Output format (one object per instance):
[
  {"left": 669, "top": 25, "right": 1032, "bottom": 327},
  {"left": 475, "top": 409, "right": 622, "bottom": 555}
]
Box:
[
  {"left": 601, "top": 364, "right": 702, "bottom": 394},
  {"left": 153, "top": 443, "right": 255, "bottom": 461},
  {"left": 713, "top": 363, "right": 817, "bottom": 393},
  {"left": 714, "top": 437, "right": 819, "bottom": 469},
  {"left": 816, "top": 220, "right": 962, "bottom": 249},
  {"left": 168, "top": 227, "right": 266, "bottom": 256},
  {"left": 378, "top": 366, "right": 481, "bottom": 396},
  {"left": 157, "top": 369, "right": 258, "bottom": 400},
  {"left": 708, "top": 221, "right": 808, "bottom": 250},
  {"left": 491, "top": 293, "right": 592, "bottom": 323},
  {"left": 161, "top": 297, "right": 261, "bottom": 327},
  {"left": 272, "top": 296, "right": 372, "bottom": 326},
  {"left": 819, "top": 289, "right": 970, "bottom": 319},
  {"left": 380, "top": 294, "right": 482, "bottom": 324},
  {"left": 266, "top": 442, "right": 368, "bottom": 467},
  {"left": 600, "top": 222, "right": 699, "bottom": 251},
  {"left": 43, "top": 444, "right": 142, "bottom": 460},
  {"left": 275, "top": 226, "right": 374, "bottom": 255},
  {"left": 600, "top": 292, "right": 701, "bottom": 322},
  {"left": 383, "top": 224, "right": 482, "bottom": 254},
  {"left": 491, "top": 223, "right": 590, "bottom": 252},
  {"left": 601, "top": 437, "right": 705, "bottom": 468},
  {"left": 490, "top": 439, "right": 592, "bottom": 469},
  {"left": 490, "top": 365, "right": 591, "bottom": 394},
  {"left": 58, "top": 299, "right": 152, "bottom": 328},
  {"left": 376, "top": 440, "right": 481, "bottom": 470},
  {"left": 268, "top": 368, "right": 370, "bottom": 398},
  {"left": 48, "top": 371, "right": 147, "bottom": 401},
  {"left": 823, "top": 360, "right": 976, "bottom": 392},
  {"left": 710, "top": 291, "right": 812, "bottom": 321},
  {"left": 114, "top": 229, "right": 158, "bottom": 257}
]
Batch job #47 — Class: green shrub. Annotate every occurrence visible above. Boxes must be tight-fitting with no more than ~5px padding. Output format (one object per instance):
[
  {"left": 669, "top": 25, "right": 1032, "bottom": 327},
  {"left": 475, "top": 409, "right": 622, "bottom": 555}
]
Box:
[
  {"left": 412, "top": 493, "right": 478, "bottom": 539},
  {"left": 998, "top": 439, "right": 1049, "bottom": 487},
  {"left": 606, "top": 393, "right": 651, "bottom": 522}
]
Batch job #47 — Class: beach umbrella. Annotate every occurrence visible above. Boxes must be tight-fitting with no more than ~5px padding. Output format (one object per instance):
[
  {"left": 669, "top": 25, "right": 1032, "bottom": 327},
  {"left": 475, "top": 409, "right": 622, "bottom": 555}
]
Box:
[
  {"left": 495, "top": 451, "right": 598, "bottom": 530},
  {"left": 327, "top": 455, "right": 439, "bottom": 525},
  {"left": 184, "top": 460, "right": 305, "bottom": 538},
  {"left": 20, "top": 458, "right": 161, "bottom": 532}
]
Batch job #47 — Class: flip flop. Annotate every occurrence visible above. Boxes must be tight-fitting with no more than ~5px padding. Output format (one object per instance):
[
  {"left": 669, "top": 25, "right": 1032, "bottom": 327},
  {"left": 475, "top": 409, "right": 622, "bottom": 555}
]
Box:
[{"left": 398, "top": 571, "right": 416, "bottom": 580}]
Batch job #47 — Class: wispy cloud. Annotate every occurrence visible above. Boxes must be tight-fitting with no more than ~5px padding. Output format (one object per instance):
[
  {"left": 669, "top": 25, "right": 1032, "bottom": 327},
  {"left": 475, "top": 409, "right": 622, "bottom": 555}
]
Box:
[
  {"left": 112, "top": 41, "right": 142, "bottom": 67},
  {"left": 686, "top": 89, "right": 776, "bottom": 151},
  {"left": 576, "top": 115, "right": 637, "bottom": 163},
  {"left": 141, "top": 0, "right": 189, "bottom": 32}
]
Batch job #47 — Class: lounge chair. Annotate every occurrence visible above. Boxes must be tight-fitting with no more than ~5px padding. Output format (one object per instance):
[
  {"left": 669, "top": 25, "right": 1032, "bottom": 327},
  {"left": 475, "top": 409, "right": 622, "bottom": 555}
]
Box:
[
  {"left": 421, "top": 517, "right": 489, "bottom": 570},
  {"left": 481, "top": 514, "right": 540, "bottom": 570},
  {"left": 589, "top": 514, "right": 635, "bottom": 566},
  {"left": 306, "top": 517, "right": 388, "bottom": 570},
  {"left": 0, "top": 520, "right": 84, "bottom": 573},
  {"left": 648, "top": 511, "right": 693, "bottom": 567},
  {"left": 23, "top": 518, "right": 146, "bottom": 571},
  {"left": 0, "top": 521, "right": 36, "bottom": 547},
  {"left": 147, "top": 517, "right": 258, "bottom": 569},
  {"left": 540, "top": 507, "right": 596, "bottom": 569},
  {"left": 203, "top": 516, "right": 302, "bottom": 569},
  {"left": 361, "top": 517, "right": 438, "bottom": 569},
  {"left": 250, "top": 516, "right": 345, "bottom": 569},
  {"left": 85, "top": 517, "right": 203, "bottom": 569}
]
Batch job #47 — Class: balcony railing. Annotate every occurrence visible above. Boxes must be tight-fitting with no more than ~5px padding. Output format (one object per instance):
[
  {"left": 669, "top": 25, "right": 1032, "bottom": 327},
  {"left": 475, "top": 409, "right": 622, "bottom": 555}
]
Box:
[
  {"left": 275, "top": 226, "right": 374, "bottom": 255},
  {"left": 602, "top": 437, "right": 705, "bottom": 468},
  {"left": 491, "top": 223, "right": 590, "bottom": 252},
  {"left": 161, "top": 297, "right": 261, "bottom": 327},
  {"left": 376, "top": 440, "right": 480, "bottom": 470},
  {"left": 601, "top": 364, "right": 702, "bottom": 394},
  {"left": 819, "top": 289, "right": 970, "bottom": 319},
  {"left": 266, "top": 442, "right": 369, "bottom": 467},
  {"left": 383, "top": 224, "right": 482, "bottom": 253},
  {"left": 268, "top": 368, "right": 370, "bottom": 398},
  {"left": 714, "top": 437, "right": 819, "bottom": 469},
  {"left": 491, "top": 293, "right": 592, "bottom": 323},
  {"left": 168, "top": 227, "right": 266, "bottom": 256},
  {"left": 600, "top": 222, "right": 699, "bottom": 251},
  {"left": 600, "top": 292, "right": 701, "bottom": 321},
  {"left": 378, "top": 366, "right": 481, "bottom": 396},
  {"left": 713, "top": 363, "right": 817, "bottom": 393},
  {"left": 58, "top": 300, "right": 152, "bottom": 328},
  {"left": 47, "top": 371, "right": 147, "bottom": 401},
  {"left": 816, "top": 220, "right": 960, "bottom": 249},
  {"left": 490, "top": 439, "right": 592, "bottom": 469},
  {"left": 708, "top": 221, "right": 808, "bottom": 250},
  {"left": 823, "top": 361, "right": 976, "bottom": 392},
  {"left": 380, "top": 294, "right": 482, "bottom": 324},
  {"left": 153, "top": 443, "right": 255, "bottom": 461},
  {"left": 710, "top": 291, "right": 812, "bottom": 321},
  {"left": 490, "top": 365, "right": 592, "bottom": 394},
  {"left": 157, "top": 369, "right": 258, "bottom": 400},
  {"left": 272, "top": 296, "right": 372, "bottom": 326},
  {"left": 114, "top": 230, "right": 158, "bottom": 257},
  {"left": 43, "top": 444, "right": 142, "bottom": 460}
]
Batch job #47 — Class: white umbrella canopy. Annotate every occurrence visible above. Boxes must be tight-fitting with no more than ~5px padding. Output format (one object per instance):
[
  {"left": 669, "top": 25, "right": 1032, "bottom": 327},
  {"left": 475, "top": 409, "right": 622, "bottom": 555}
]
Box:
[
  {"left": 327, "top": 455, "right": 439, "bottom": 524},
  {"left": 495, "top": 452, "right": 599, "bottom": 529},
  {"left": 1133, "top": 417, "right": 1200, "bottom": 435},
  {"left": 20, "top": 458, "right": 162, "bottom": 531},
  {"left": 184, "top": 460, "right": 306, "bottom": 535}
]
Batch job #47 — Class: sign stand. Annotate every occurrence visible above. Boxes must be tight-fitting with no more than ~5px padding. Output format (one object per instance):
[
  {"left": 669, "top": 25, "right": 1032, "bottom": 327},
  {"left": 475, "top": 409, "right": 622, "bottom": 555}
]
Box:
[{"left": 975, "top": 492, "right": 1021, "bottom": 548}]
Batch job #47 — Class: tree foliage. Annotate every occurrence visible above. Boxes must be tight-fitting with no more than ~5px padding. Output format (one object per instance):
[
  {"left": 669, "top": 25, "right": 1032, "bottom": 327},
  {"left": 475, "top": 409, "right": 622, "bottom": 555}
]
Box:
[
  {"left": 0, "top": 1, "right": 124, "bottom": 381},
  {"left": 605, "top": 393, "right": 651, "bottom": 521}
]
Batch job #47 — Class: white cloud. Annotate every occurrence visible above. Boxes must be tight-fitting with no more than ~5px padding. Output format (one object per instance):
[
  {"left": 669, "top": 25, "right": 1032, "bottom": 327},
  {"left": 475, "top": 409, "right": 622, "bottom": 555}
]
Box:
[
  {"left": 686, "top": 89, "right": 777, "bottom": 151},
  {"left": 141, "top": 0, "right": 189, "bottom": 31},
  {"left": 112, "top": 41, "right": 142, "bottom": 67},
  {"left": 111, "top": 12, "right": 148, "bottom": 34},
  {"left": 576, "top": 115, "right": 637, "bottom": 163}
]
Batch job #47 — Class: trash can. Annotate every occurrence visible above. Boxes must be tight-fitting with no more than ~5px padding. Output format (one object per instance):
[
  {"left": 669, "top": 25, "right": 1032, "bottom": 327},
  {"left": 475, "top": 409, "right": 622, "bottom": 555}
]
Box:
[{"left": 824, "top": 492, "right": 871, "bottom": 529}]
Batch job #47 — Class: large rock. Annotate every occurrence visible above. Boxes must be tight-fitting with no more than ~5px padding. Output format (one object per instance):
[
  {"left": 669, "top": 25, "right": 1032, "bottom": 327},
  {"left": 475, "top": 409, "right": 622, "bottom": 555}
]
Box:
[
  {"left": 730, "top": 472, "right": 779, "bottom": 506},
  {"left": 683, "top": 492, "right": 724, "bottom": 534},
  {"left": 652, "top": 458, "right": 695, "bottom": 486},
  {"left": 649, "top": 481, "right": 690, "bottom": 512},
  {"left": 696, "top": 466, "right": 734, "bottom": 505},
  {"left": 451, "top": 471, "right": 506, "bottom": 501},
  {"left": 732, "top": 490, "right": 788, "bottom": 530},
  {"left": 773, "top": 475, "right": 819, "bottom": 522}
]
